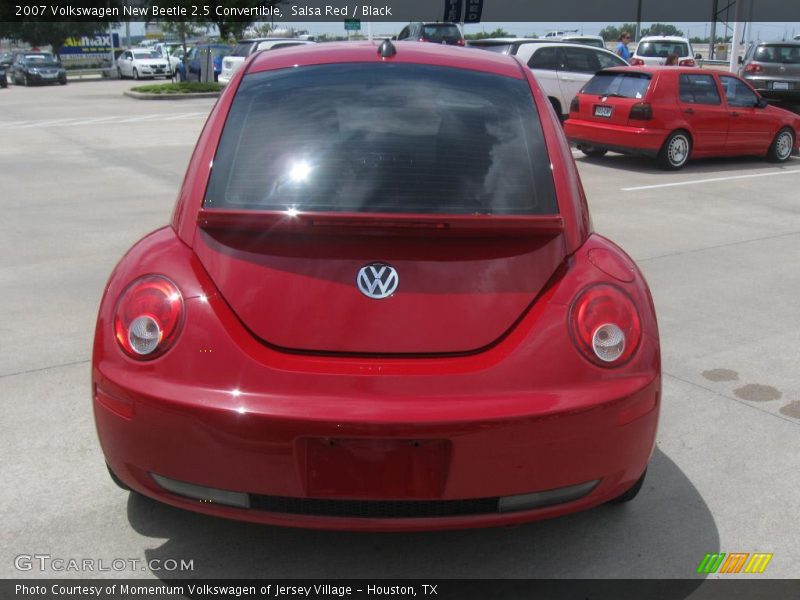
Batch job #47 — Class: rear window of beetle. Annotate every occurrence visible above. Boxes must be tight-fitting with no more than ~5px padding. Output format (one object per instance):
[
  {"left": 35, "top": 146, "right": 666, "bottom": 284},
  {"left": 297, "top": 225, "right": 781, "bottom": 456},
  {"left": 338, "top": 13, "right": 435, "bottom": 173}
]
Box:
[
  {"left": 582, "top": 71, "right": 653, "bottom": 99},
  {"left": 204, "top": 63, "right": 557, "bottom": 215}
]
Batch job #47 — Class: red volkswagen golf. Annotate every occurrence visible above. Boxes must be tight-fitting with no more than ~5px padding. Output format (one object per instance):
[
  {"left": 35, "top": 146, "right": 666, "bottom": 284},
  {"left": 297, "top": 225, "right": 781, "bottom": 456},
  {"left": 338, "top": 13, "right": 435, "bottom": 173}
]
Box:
[
  {"left": 565, "top": 66, "right": 800, "bottom": 170},
  {"left": 93, "top": 41, "right": 661, "bottom": 531}
]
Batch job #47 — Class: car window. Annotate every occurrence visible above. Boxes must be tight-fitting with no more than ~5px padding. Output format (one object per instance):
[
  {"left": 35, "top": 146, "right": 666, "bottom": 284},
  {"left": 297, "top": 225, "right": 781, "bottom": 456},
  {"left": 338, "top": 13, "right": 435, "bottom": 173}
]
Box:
[
  {"left": 421, "top": 24, "right": 462, "bottom": 43},
  {"left": 562, "top": 47, "right": 601, "bottom": 72},
  {"left": 205, "top": 63, "right": 557, "bottom": 216},
  {"left": 528, "top": 47, "right": 562, "bottom": 70},
  {"left": 188, "top": 48, "right": 197, "bottom": 60},
  {"left": 595, "top": 50, "right": 624, "bottom": 68},
  {"left": 133, "top": 51, "right": 160, "bottom": 59},
  {"left": 754, "top": 45, "right": 800, "bottom": 64},
  {"left": 233, "top": 42, "right": 256, "bottom": 56},
  {"left": 637, "top": 41, "right": 689, "bottom": 58},
  {"left": 678, "top": 74, "right": 721, "bottom": 105},
  {"left": 719, "top": 76, "right": 758, "bottom": 107},
  {"left": 398, "top": 27, "right": 410, "bottom": 40},
  {"left": 582, "top": 71, "right": 652, "bottom": 99}
]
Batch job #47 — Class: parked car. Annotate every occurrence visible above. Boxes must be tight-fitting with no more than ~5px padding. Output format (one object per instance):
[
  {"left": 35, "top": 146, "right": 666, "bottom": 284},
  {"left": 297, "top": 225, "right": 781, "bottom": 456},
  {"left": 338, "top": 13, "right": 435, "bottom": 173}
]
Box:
[
  {"left": 558, "top": 35, "right": 607, "bottom": 50},
  {"left": 12, "top": 53, "right": 67, "bottom": 86},
  {"left": 739, "top": 41, "right": 800, "bottom": 101},
  {"left": 153, "top": 42, "right": 183, "bottom": 75},
  {"left": 0, "top": 63, "right": 6, "bottom": 88},
  {"left": 93, "top": 40, "right": 660, "bottom": 531},
  {"left": 467, "top": 37, "right": 548, "bottom": 55},
  {"left": 219, "top": 38, "right": 316, "bottom": 86},
  {"left": 117, "top": 48, "right": 171, "bottom": 80},
  {"left": 514, "top": 42, "right": 628, "bottom": 118},
  {"left": 176, "top": 44, "right": 233, "bottom": 82},
  {"left": 564, "top": 66, "right": 799, "bottom": 169},
  {"left": 397, "top": 22, "right": 465, "bottom": 46},
  {"left": 630, "top": 36, "right": 698, "bottom": 66}
]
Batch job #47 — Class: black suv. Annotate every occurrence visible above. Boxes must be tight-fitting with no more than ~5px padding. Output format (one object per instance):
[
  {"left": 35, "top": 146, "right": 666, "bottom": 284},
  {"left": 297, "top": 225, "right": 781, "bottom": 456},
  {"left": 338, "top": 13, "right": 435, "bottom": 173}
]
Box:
[{"left": 397, "top": 23, "right": 464, "bottom": 46}]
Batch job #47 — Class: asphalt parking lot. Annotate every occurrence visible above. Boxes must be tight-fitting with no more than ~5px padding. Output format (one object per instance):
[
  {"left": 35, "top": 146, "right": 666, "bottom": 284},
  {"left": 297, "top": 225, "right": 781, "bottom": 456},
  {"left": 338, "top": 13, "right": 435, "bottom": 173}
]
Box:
[{"left": 1, "top": 79, "right": 799, "bottom": 583}]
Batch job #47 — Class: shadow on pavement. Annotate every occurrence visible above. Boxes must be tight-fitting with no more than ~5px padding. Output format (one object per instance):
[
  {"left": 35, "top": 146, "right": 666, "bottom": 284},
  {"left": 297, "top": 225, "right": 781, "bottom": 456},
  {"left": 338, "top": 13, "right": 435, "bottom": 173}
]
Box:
[{"left": 127, "top": 447, "right": 717, "bottom": 581}]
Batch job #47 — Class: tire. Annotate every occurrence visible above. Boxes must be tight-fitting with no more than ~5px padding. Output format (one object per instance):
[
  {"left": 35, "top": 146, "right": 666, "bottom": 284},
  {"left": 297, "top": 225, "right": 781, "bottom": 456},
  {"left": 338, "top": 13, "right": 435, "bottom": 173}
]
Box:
[
  {"left": 766, "top": 127, "right": 794, "bottom": 163},
  {"left": 133, "top": 68, "right": 139, "bottom": 80},
  {"left": 581, "top": 145, "right": 608, "bottom": 158},
  {"left": 609, "top": 468, "right": 647, "bottom": 504},
  {"left": 23, "top": 74, "right": 29, "bottom": 87},
  {"left": 117, "top": 66, "right": 123, "bottom": 79},
  {"left": 658, "top": 130, "right": 691, "bottom": 170},
  {"left": 107, "top": 464, "right": 131, "bottom": 491},
  {"left": 59, "top": 79, "right": 67, "bottom": 86}
]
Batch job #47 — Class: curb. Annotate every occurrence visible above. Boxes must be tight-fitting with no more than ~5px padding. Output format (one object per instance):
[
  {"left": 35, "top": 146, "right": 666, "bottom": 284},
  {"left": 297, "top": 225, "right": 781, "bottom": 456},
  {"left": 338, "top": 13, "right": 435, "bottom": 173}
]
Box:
[{"left": 123, "top": 89, "right": 220, "bottom": 100}]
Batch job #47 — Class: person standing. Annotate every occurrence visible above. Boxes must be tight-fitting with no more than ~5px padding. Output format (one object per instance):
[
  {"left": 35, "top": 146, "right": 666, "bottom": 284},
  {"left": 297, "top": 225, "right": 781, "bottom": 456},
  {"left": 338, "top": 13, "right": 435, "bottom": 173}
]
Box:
[{"left": 616, "top": 32, "right": 632, "bottom": 61}]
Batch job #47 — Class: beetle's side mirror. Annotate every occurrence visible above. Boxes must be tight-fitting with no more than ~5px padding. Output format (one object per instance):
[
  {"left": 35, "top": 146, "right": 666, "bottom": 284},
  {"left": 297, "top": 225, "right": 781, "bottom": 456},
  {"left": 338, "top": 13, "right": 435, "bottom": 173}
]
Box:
[
  {"left": 756, "top": 97, "right": 768, "bottom": 108},
  {"left": 738, "top": 56, "right": 744, "bottom": 65},
  {"left": 695, "top": 53, "right": 702, "bottom": 60}
]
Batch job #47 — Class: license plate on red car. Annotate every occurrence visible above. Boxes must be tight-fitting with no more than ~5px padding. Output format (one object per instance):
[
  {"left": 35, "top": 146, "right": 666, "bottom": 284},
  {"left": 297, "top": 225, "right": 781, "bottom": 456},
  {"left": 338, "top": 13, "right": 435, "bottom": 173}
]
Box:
[
  {"left": 773, "top": 81, "right": 790, "bottom": 91},
  {"left": 594, "top": 105, "right": 613, "bottom": 118}
]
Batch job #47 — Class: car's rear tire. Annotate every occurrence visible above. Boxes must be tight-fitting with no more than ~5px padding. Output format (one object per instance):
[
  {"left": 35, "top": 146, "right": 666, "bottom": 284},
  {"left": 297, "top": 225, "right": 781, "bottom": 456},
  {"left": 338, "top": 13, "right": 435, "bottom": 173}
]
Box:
[
  {"left": 609, "top": 468, "right": 647, "bottom": 504},
  {"left": 107, "top": 464, "right": 131, "bottom": 491},
  {"left": 133, "top": 68, "right": 139, "bottom": 80},
  {"left": 117, "top": 67, "right": 123, "bottom": 79},
  {"left": 581, "top": 145, "right": 608, "bottom": 158},
  {"left": 23, "top": 74, "right": 29, "bottom": 87},
  {"left": 658, "top": 131, "right": 691, "bottom": 170},
  {"left": 766, "top": 127, "right": 794, "bottom": 163}
]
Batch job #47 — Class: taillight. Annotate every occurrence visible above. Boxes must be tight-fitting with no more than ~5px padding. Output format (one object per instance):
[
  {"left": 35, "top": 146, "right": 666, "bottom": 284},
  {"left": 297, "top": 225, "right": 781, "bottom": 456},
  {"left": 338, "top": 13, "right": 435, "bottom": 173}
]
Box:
[
  {"left": 114, "top": 275, "right": 184, "bottom": 359},
  {"left": 570, "top": 96, "right": 580, "bottom": 113},
  {"left": 418, "top": 37, "right": 427, "bottom": 42},
  {"left": 570, "top": 284, "right": 642, "bottom": 367},
  {"left": 629, "top": 102, "right": 653, "bottom": 120},
  {"left": 743, "top": 63, "right": 763, "bottom": 74},
  {"left": 630, "top": 57, "right": 645, "bottom": 66},
  {"left": 678, "top": 58, "right": 695, "bottom": 67},
  {"left": 456, "top": 39, "right": 465, "bottom": 46}
]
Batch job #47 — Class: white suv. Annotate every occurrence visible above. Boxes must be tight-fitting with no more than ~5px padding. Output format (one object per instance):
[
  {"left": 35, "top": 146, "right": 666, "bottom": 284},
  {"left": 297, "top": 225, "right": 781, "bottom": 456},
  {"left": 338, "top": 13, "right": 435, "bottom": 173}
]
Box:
[
  {"left": 514, "top": 42, "right": 628, "bottom": 119},
  {"left": 631, "top": 36, "right": 697, "bottom": 66}
]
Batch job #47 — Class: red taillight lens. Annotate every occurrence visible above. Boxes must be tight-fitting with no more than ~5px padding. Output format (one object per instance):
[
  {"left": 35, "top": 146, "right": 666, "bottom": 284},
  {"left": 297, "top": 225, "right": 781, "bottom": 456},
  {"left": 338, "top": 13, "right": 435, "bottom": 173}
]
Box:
[
  {"left": 743, "top": 63, "right": 763, "bottom": 73},
  {"left": 629, "top": 102, "right": 653, "bottom": 120},
  {"left": 678, "top": 58, "right": 695, "bottom": 67},
  {"left": 418, "top": 37, "right": 427, "bottom": 42},
  {"left": 570, "top": 96, "right": 580, "bottom": 113},
  {"left": 114, "top": 275, "right": 184, "bottom": 360},
  {"left": 630, "top": 57, "right": 645, "bottom": 66},
  {"left": 570, "top": 284, "right": 642, "bottom": 367},
  {"left": 456, "top": 39, "right": 465, "bottom": 46}
]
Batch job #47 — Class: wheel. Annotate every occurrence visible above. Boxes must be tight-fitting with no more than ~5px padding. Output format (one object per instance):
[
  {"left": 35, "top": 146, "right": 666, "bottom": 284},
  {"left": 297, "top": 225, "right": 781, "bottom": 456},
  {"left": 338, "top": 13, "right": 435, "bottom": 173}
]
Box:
[
  {"left": 609, "top": 468, "right": 647, "bottom": 504},
  {"left": 658, "top": 131, "right": 691, "bottom": 170},
  {"left": 59, "top": 79, "right": 67, "bottom": 86},
  {"left": 766, "top": 127, "right": 794, "bottom": 163},
  {"left": 107, "top": 464, "right": 131, "bottom": 491},
  {"left": 117, "top": 66, "right": 123, "bottom": 79},
  {"left": 133, "top": 68, "right": 139, "bottom": 80},
  {"left": 23, "top": 74, "right": 29, "bottom": 86},
  {"left": 580, "top": 145, "right": 608, "bottom": 158}
]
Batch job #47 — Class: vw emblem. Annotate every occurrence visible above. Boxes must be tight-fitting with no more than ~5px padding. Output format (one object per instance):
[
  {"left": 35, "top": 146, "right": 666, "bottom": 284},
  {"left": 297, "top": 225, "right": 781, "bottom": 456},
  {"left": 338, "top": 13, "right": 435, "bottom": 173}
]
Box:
[{"left": 357, "top": 263, "right": 399, "bottom": 299}]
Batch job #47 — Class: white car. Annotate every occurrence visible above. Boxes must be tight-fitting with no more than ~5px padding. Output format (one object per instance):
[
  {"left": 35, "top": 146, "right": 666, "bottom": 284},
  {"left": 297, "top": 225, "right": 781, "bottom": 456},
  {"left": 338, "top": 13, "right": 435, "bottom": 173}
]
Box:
[
  {"left": 514, "top": 42, "right": 628, "bottom": 119},
  {"left": 117, "top": 48, "right": 171, "bottom": 80},
  {"left": 558, "top": 35, "right": 607, "bottom": 50},
  {"left": 631, "top": 36, "right": 698, "bottom": 66},
  {"left": 219, "top": 38, "right": 316, "bottom": 86}
]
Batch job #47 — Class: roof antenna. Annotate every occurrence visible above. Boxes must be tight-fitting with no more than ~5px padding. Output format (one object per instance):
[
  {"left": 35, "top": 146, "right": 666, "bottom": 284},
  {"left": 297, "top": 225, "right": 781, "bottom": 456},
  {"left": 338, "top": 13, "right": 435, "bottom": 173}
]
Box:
[{"left": 378, "top": 38, "right": 396, "bottom": 58}]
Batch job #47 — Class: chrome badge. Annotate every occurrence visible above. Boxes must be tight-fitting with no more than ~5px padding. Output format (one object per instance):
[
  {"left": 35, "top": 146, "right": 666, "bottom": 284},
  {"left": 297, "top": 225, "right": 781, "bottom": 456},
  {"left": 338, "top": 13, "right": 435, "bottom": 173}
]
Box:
[{"left": 357, "top": 263, "right": 399, "bottom": 299}]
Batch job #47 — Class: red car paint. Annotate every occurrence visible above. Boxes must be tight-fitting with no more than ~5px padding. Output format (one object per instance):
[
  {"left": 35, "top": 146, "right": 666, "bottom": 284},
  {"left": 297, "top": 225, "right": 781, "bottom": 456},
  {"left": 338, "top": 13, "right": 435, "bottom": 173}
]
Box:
[
  {"left": 93, "top": 42, "right": 661, "bottom": 531},
  {"left": 564, "top": 66, "right": 800, "bottom": 166}
]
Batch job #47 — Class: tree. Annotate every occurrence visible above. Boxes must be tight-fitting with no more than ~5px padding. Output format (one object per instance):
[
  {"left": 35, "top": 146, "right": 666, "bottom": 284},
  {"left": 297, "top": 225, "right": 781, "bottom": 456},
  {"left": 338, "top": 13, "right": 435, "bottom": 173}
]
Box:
[
  {"left": 161, "top": 21, "right": 207, "bottom": 80},
  {"left": 464, "top": 28, "right": 513, "bottom": 41},
  {"left": 11, "top": 23, "right": 106, "bottom": 59},
  {"left": 642, "top": 23, "right": 684, "bottom": 37},
  {"left": 200, "top": 0, "right": 282, "bottom": 41},
  {"left": 598, "top": 23, "right": 639, "bottom": 42}
]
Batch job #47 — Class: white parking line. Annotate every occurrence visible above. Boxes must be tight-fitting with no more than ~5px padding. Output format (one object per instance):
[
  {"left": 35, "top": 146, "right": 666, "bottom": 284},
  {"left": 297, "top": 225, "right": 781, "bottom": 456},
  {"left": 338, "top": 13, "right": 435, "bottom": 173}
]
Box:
[{"left": 621, "top": 168, "right": 800, "bottom": 191}]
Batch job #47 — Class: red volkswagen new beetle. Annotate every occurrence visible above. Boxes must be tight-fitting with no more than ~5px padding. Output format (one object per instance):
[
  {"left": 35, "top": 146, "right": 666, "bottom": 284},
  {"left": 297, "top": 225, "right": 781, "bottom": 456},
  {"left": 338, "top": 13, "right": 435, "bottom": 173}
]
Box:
[
  {"left": 565, "top": 66, "right": 800, "bottom": 170},
  {"left": 93, "top": 41, "right": 661, "bottom": 531}
]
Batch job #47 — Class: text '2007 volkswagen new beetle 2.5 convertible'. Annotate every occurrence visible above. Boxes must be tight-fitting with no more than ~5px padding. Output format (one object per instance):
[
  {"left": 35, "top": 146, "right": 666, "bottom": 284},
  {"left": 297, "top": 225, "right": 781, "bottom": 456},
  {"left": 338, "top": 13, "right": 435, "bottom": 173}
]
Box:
[{"left": 92, "top": 40, "right": 661, "bottom": 531}]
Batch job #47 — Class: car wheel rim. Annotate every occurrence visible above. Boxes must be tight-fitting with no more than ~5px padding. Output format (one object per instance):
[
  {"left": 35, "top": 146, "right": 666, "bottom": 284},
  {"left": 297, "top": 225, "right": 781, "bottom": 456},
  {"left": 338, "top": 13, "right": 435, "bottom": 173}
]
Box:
[
  {"left": 669, "top": 136, "right": 689, "bottom": 166},
  {"left": 776, "top": 132, "right": 793, "bottom": 160}
]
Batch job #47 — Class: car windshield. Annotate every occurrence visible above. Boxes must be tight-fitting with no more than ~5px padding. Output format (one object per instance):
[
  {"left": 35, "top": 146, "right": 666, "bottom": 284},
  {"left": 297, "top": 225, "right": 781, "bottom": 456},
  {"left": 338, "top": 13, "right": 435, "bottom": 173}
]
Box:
[
  {"left": 422, "top": 24, "right": 462, "bottom": 43},
  {"left": 204, "top": 63, "right": 557, "bottom": 215},
  {"left": 637, "top": 41, "right": 689, "bottom": 58},
  {"left": 25, "top": 55, "right": 57, "bottom": 66},
  {"left": 133, "top": 51, "right": 160, "bottom": 59},
  {"left": 582, "top": 71, "right": 653, "bottom": 99},
  {"left": 754, "top": 45, "right": 800, "bottom": 64},
  {"left": 232, "top": 42, "right": 256, "bottom": 57}
]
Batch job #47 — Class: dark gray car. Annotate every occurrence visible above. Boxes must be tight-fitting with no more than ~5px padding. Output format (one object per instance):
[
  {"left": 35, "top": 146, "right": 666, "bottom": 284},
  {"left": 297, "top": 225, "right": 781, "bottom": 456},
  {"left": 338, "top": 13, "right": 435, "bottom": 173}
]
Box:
[{"left": 740, "top": 41, "right": 800, "bottom": 100}]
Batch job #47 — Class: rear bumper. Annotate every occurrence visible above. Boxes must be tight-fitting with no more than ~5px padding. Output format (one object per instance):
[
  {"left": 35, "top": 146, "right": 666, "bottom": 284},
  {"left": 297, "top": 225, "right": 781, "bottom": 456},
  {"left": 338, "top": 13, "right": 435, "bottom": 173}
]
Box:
[
  {"left": 94, "top": 371, "right": 659, "bottom": 531},
  {"left": 564, "top": 118, "right": 668, "bottom": 157}
]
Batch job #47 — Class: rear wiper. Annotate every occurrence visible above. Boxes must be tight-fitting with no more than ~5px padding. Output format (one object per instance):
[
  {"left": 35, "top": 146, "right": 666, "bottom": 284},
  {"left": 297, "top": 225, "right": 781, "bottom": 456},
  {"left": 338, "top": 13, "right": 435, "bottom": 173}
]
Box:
[{"left": 600, "top": 93, "right": 628, "bottom": 98}]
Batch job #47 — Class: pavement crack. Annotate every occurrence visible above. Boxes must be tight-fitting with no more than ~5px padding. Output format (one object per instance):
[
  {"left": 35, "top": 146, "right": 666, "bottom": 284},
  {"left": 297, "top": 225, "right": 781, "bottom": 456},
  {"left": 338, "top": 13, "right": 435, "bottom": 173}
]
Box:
[
  {"left": 0, "top": 359, "right": 90, "bottom": 380},
  {"left": 663, "top": 371, "right": 800, "bottom": 427}
]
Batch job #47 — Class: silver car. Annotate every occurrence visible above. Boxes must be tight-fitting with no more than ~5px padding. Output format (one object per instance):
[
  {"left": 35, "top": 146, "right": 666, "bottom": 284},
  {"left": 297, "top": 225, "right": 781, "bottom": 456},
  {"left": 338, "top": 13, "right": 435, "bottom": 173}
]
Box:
[{"left": 740, "top": 41, "right": 800, "bottom": 101}]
